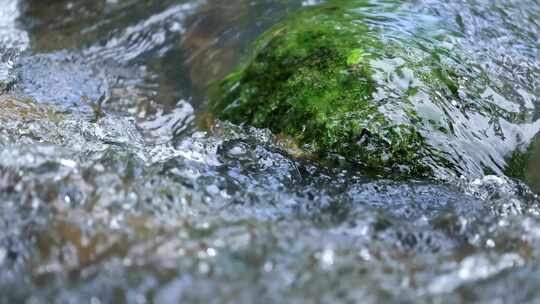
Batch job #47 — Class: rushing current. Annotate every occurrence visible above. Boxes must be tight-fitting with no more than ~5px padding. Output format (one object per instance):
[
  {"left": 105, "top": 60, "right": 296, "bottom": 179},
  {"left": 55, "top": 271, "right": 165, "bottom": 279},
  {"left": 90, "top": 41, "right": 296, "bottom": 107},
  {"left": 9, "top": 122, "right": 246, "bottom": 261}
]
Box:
[{"left": 0, "top": 0, "right": 539, "bottom": 303}]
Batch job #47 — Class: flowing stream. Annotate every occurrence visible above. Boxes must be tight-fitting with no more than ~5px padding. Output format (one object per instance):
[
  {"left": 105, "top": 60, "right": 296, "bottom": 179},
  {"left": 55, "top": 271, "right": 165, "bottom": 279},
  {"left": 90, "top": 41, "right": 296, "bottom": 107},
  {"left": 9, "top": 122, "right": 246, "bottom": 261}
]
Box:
[{"left": 1, "top": 0, "right": 540, "bottom": 303}]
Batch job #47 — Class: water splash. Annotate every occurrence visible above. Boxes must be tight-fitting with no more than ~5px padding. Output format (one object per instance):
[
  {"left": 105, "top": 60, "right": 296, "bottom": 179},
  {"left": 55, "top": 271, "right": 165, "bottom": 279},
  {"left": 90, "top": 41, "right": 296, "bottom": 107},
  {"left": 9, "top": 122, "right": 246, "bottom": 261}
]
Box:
[{"left": 0, "top": 0, "right": 539, "bottom": 303}]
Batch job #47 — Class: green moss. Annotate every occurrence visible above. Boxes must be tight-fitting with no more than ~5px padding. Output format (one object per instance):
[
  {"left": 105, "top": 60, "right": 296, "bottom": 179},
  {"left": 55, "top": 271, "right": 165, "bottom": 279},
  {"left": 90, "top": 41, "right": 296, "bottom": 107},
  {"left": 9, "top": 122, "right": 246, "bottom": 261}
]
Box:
[
  {"left": 505, "top": 147, "right": 531, "bottom": 181},
  {"left": 211, "top": 1, "right": 538, "bottom": 179},
  {"left": 212, "top": 4, "right": 437, "bottom": 176},
  {"left": 505, "top": 137, "right": 540, "bottom": 192}
]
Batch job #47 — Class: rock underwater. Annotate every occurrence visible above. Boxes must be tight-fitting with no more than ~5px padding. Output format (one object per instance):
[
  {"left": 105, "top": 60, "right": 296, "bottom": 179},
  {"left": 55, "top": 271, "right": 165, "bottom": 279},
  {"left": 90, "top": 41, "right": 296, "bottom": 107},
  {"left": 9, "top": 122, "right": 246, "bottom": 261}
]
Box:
[{"left": 211, "top": 0, "right": 540, "bottom": 181}]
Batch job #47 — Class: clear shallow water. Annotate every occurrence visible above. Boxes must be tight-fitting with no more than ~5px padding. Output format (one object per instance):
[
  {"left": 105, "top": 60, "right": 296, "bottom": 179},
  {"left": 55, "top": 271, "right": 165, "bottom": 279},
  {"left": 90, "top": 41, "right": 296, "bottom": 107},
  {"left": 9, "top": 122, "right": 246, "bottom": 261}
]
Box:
[{"left": 0, "top": 0, "right": 539, "bottom": 303}]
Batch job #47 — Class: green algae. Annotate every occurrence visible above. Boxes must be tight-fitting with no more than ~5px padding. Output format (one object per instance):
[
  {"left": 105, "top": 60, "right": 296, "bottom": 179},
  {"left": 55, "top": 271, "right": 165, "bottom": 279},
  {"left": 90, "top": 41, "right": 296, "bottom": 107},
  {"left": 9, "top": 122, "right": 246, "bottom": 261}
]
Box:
[
  {"left": 211, "top": 1, "right": 539, "bottom": 179},
  {"left": 505, "top": 136, "right": 540, "bottom": 192},
  {"left": 212, "top": 3, "right": 435, "bottom": 176}
]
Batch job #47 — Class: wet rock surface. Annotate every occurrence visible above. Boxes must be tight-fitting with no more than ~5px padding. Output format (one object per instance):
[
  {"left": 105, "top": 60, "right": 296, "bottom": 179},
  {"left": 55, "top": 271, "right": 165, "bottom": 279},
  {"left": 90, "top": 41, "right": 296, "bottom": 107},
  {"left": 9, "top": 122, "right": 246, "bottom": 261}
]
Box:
[
  {"left": 0, "top": 0, "right": 539, "bottom": 303},
  {"left": 213, "top": 0, "right": 540, "bottom": 180},
  {"left": 16, "top": 52, "right": 107, "bottom": 116}
]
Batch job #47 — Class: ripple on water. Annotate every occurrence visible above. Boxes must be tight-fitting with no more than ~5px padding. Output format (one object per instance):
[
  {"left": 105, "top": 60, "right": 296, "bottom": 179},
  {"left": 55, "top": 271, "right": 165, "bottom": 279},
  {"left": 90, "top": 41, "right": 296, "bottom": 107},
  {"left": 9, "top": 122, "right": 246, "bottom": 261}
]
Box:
[{"left": 0, "top": 0, "right": 540, "bottom": 303}]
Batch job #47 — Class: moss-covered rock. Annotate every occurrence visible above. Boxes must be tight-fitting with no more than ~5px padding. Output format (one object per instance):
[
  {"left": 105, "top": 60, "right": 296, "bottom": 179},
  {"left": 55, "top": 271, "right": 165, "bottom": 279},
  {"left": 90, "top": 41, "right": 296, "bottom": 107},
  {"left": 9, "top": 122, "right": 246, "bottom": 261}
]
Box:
[
  {"left": 505, "top": 136, "right": 540, "bottom": 192},
  {"left": 212, "top": 1, "right": 540, "bottom": 179}
]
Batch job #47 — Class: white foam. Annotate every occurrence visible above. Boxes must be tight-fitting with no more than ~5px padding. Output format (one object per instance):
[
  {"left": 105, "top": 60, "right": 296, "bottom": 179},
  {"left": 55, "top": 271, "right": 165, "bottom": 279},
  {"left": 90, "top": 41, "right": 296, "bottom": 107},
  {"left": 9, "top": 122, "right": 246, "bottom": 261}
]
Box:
[{"left": 0, "top": 0, "right": 29, "bottom": 51}]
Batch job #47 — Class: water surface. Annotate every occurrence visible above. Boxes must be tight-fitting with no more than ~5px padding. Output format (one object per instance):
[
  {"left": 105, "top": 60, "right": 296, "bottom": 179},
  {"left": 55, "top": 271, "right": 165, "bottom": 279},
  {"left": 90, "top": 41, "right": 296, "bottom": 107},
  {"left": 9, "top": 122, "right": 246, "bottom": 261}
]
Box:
[{"left": 0, "top": 0, "right": 540, "bottom": 303}]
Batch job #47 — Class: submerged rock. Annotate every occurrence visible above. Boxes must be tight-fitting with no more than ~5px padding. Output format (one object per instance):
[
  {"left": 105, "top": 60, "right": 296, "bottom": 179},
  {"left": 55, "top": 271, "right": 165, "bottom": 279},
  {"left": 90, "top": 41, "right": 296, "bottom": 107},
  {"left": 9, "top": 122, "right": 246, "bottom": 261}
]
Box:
[
  {"left": 16, "top": 52, "right": 107, "bottom": 117},
  {"left": 212, "top": 1, "right": 540, "bottom": 180},
  {"left": 505, "top": 135, "right": 540, "bottom": 193}
]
